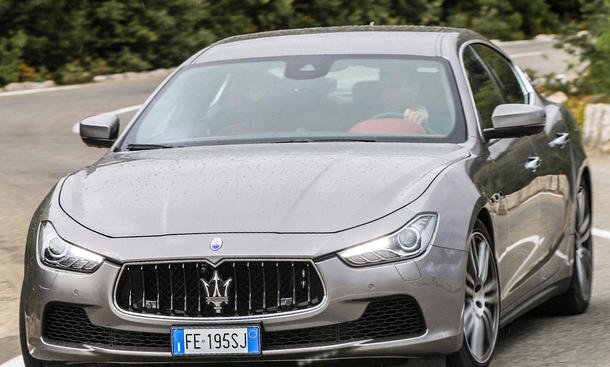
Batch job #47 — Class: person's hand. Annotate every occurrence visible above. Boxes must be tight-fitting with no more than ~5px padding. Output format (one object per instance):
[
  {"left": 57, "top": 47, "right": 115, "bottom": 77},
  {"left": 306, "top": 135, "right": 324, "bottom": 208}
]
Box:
[{"left": 403, "top": 108, "right": 427, "bottom": 127}]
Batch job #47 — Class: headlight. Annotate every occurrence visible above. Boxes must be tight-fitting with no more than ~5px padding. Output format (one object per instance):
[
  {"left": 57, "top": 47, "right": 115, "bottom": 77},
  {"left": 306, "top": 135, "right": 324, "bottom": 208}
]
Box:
[
  {"left": 38, "top": 221, "right": 104, "bottom": 272},
  {"left": 338, "top": 213, "right": 437, "bottom": 266}
]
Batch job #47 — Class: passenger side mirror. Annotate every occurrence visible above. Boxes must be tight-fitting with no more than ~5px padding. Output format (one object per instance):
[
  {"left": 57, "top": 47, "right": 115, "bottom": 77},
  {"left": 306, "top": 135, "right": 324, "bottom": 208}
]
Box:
[
  {"left": 483, "top": 104, "right": 546, "bottom": 140},
  {"left": 79, "top": 114, "right": 119, "bottom": 148}
]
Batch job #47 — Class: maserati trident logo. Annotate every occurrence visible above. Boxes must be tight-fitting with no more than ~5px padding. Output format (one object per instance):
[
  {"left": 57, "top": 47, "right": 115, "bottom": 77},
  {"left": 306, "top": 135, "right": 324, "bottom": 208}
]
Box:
[
  {"left": 210, "top": 237, "right": 223, "bottom": 251},
  {"left": 200, "top": 270, "right": 232, "bottom": 313}
]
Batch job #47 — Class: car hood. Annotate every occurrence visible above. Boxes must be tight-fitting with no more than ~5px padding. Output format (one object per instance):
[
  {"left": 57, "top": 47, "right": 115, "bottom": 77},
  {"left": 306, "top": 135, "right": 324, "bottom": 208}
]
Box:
[{"left": 59, "top": 143, "right": 468, "bottom": 237}]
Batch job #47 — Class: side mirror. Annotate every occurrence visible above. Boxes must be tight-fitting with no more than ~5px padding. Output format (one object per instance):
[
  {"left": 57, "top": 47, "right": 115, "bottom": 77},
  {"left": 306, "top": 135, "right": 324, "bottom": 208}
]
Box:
[
  {"left": 483, "top": 104, "right": 546, "bottom": 140},
  {"left": 79, "top": 114, "right": 119, "bottom": 148}
]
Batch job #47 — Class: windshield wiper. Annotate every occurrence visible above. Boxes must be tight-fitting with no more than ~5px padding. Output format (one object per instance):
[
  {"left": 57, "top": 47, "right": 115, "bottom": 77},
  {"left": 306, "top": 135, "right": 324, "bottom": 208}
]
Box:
[
  {"left": 273, "top": 137, "right": 377, "bottom": 143},
  {"left": 126, "top": 143, "right": 177, "bottom": 151}
]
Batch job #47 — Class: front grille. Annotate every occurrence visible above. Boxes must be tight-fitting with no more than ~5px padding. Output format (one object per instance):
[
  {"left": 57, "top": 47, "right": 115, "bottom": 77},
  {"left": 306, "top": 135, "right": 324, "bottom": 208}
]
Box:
[
  {"left": 264, "top": 296, "right": 426, "bottom": 349},
  {"left": 115, "top": 260, "right": 324, "bottom": 318},
  {"left": 43, "top": 296, "right": 425, "bottom": 351}
]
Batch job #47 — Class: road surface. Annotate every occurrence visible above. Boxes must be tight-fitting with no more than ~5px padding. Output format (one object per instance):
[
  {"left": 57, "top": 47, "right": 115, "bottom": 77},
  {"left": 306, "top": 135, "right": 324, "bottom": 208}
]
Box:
[
  {"left": 0, "top": 39, "right": 608, "bottom": 366},
  {"left": 496, "top": 37, "right": 580, "bottom": 80}
]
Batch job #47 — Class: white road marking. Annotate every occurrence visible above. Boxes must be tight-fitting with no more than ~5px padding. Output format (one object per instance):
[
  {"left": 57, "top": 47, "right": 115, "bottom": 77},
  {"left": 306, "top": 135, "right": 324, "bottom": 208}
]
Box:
[
  {"left": 71, "top": 104, "right": 142, "bottom": 134},
  {"left": 0, "top": 356, "right": 23, "bottom": 367},
  {"left": 0, "top": 85, "right": 80, "bottom": 97},
  {"left": 104, "top": 104, "right": 143, "bottom": 116},
  {"left": 593, "top": 227, "right": 610, "bottom": 240},
  {"left": 508, "top": 51, "right": 544, "bottom": 59}
]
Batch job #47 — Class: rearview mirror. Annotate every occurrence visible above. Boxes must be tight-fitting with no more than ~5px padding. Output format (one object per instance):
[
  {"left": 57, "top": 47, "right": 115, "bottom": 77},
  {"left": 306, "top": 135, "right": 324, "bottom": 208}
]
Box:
[
  {"left": 79, "top": 114, "right": 119, "bottom": 148},
  {"left": 483, "top": 104, "right": 546, "bottom": 140}
]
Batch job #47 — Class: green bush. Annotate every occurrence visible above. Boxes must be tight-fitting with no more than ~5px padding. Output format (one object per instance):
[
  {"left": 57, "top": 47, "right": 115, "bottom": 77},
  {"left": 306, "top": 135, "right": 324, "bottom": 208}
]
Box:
[
  {"left": 0, "top": 31, "right": 26, "bottom": 86},
  {"left": 555, "top": 0, "right": 610, "bottom": 99},
  {"left": 0, "top": 0, "right": 596, "bottom": 88},
  {"left": 53, "top": 61, "right": 94, "bottom": 85}
]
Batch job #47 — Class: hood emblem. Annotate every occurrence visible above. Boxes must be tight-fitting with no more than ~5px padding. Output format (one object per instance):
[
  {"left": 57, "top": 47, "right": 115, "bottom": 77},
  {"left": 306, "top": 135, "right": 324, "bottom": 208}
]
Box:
[
  {"left": 210, "top": 237, "right": 223, "bottom": 251},
  {"left": 201, "top": 270, "right": 232, "bottom": 314}
]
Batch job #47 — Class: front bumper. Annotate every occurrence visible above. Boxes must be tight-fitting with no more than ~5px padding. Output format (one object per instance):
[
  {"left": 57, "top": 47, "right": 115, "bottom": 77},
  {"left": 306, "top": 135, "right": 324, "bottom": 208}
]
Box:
[{"left": 23, "top": 245, "right": 466, "bottom": 363}]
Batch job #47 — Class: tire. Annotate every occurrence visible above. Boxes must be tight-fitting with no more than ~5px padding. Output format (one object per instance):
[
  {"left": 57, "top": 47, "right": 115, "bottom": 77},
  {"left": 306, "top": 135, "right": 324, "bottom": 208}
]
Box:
[
  {"left": 20, "top": 287, "right": 65, "bottom": 367},
  {"left": 447, "top": 219, "right": 500, "bottom": 367},
  {"left": 547, "top": 183, "right": 593, "bottom": 315}
]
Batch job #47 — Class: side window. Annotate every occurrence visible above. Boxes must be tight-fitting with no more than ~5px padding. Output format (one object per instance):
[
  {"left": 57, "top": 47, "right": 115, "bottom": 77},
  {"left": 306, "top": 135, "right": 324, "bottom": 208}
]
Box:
[
  {"left": 463, "top": 47, "right": 503, "bottom": 129},
  {"left": 472, "top": 44, "right": 526, "bottom": 104}
]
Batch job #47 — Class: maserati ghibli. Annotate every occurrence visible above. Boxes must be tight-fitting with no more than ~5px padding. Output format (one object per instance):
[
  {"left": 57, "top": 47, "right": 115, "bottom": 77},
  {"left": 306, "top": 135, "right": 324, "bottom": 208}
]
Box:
[{"left": 20, "top": 26, "right": 593, "bottom": 367}]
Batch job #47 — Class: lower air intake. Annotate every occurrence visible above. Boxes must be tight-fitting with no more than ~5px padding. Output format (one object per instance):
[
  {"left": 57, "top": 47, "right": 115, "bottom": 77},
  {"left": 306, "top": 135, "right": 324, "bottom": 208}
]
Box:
[
  {"left": 264, "top": 295, "right": 427, "bottom": 349},
  {"left": 43, "top": 296, "right": 426, "bottom": 351}
]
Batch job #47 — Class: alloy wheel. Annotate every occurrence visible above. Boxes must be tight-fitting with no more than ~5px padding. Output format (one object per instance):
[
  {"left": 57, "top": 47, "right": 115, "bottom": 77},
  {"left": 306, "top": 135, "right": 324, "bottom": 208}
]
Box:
[
  {"left": 575, "top": 185, "right": 593, "bottom": 302},
  {"left": 464, "top": 231, "right": 499, "bottom": 365}
]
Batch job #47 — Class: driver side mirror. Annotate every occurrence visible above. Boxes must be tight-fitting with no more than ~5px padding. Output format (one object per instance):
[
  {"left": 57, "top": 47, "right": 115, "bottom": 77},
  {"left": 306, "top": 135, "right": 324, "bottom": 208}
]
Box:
[
  {"left": 79, "top": 114, "right": 119, "bottom": 148},
  {"left": 483, "top": 104, "right": 546, "bottom": 140}
]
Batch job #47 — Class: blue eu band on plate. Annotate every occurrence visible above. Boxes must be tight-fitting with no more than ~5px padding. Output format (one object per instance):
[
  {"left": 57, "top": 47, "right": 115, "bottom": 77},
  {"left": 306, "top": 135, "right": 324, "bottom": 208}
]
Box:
[{"left": 172, "top": 326, "right": 261, "bottom": 356}]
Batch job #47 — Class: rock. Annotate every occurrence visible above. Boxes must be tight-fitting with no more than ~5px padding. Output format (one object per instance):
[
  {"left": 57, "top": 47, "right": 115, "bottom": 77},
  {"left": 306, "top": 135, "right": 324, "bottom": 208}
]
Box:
[
  {"left": 123, "top": 72, "right": 144, "bottom": 79},
  {"left": 534, "top": 34, "right": 555, "bottom": 42},
  {"left": 2, "top": 80, "right": 57, "bottom": 91},
  {"left": 546, "top": 91, "right": 568, "bottom": 104},
  {"left": 39, "top": 80, "right": 55, "bottom": 88},
  {"left": 108, "top": 73, "right": 126, "bottom": 80},
  {"left": 3, "top": 82, "right": 32, "bottom": 91},
  {"left": 583, "top": 103, "right": 610, "bottom": 152},
  {"left": 147, "top": 68, "right": 173, "bottom": 78},
  {"left": 93, "top": 75, "right": 110, "bottom": 82}
]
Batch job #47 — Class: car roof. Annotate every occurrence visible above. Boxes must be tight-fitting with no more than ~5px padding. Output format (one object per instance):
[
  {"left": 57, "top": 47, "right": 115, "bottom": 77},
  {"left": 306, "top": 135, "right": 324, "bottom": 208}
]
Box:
[{"left": 193, "top": 25, "right": 487, "bottom": 63}]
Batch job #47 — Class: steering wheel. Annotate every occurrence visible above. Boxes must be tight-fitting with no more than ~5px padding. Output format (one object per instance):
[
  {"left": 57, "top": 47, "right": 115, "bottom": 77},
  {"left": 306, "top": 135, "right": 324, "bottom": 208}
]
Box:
[{"left": 368, "top": 111, "right": 404, "bottom": 120}]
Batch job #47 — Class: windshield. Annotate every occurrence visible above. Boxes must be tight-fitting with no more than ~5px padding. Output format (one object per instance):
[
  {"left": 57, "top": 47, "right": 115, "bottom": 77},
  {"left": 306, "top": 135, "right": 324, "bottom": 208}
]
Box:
[{"left": 122, "top": 55, "right": 465, "bottom": 149}]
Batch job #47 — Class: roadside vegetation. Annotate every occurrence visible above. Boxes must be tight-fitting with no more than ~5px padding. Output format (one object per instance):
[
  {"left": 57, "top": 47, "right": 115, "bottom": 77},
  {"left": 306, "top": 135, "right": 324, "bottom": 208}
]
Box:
[
  {"left": 530, "top": 0, "right": 610, "bottom": 126},
  {"left": 0, "top": 0, "right": 596, "bottom": 89}
]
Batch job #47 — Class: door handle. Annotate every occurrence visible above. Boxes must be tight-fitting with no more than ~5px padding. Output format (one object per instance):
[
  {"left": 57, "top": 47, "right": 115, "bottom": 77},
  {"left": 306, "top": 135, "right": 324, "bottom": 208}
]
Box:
[
  {"left": 525, "top": 156, "right": 542, "bottom": 172},
  {"left": 549, "top": 132, "right": 569, "bottom": 148}
]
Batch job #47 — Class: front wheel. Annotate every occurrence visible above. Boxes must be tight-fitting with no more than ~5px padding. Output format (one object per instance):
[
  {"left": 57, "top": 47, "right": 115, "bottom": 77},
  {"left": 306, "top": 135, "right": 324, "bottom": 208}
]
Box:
[{"left": 447, "top": 219, "right": 500, "bottom": 367}]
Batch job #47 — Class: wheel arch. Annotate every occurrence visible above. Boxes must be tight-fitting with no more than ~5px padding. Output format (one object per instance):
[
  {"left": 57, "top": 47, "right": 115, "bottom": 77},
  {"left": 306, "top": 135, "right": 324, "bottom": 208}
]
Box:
[
  {"left": 475, "top": 207, "right": 495, "bottom": 250},
  {"left": 580, "top": 165, "right": 592, "bottom": 204}
]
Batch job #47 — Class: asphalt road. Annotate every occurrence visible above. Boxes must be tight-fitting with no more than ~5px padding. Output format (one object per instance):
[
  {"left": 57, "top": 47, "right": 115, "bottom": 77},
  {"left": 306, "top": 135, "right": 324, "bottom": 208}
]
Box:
[
  {"left": 495, "top": 37, "right": 580, "bottom": 80},
  {"left": 0, "top": 40, "right": 608, "bottom": 366},
  {"left": 0, "top": 78, "right": 159, "bottom": 362}
]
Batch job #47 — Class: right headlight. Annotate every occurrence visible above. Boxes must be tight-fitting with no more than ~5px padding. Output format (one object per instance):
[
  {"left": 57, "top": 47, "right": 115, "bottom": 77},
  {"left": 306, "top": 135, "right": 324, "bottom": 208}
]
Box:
[
  {"left": 338, "top": 213, "right": 437, "bottom": 266},
  {"left": 37, "top": 221, "right": 104, "bottom": 272}
]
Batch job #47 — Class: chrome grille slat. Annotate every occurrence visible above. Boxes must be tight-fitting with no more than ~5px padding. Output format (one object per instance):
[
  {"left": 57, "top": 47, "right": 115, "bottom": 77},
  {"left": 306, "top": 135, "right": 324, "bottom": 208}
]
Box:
[
  {"left": 196, "top": 263, "right": 201, "bottom": 315},
  {"left": 233, "top": 262, "right": 237, "bottom": 315},
  {"left": 247, "top": 262, "right": 252, "bottom": 314},
  {"left": 276, "top": 261, "right": 280, "bottom": 309},
  {"left": 307, "top": 263, "right": 311, "bottom": 305},
  {"left": 155, "top": 265, "right": 160, "bottom": 314},
  {"left": 126, "top": 267, "right": 132, "bottom": 311},
  {"left": 182, "top": 264, "right": 187, "bottom": 314},
  {"left": 291, "top": 261, "right": 296, "bottom": 306},
  {"left": 140, "top": 266, "right": 145, "bottom": 312},
  {"left": 169, "top": 264, "right": 173, "bottom": 313},
  {"left": 262, "top": 262, "right": 266, "bottom": 310},
  {"left": 116, "top": 260, "right": 324, "bottom": 318}
]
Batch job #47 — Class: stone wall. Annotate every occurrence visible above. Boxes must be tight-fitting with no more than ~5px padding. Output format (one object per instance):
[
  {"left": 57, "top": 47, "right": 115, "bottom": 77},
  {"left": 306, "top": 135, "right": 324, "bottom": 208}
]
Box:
[{"left": 583, "top": 103, "right": 610, "bottom": 152}]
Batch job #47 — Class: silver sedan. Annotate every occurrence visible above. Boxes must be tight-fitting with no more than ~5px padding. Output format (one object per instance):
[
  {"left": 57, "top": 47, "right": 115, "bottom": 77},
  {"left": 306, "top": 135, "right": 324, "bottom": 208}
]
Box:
[{"left": 20, "top": 26, "right": 593, "bottom": 367}]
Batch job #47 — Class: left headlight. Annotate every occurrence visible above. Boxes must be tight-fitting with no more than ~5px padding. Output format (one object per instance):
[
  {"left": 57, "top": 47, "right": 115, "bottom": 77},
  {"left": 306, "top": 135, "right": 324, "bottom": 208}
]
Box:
[
  {"left": 38, "top": 221, "right": 104, "bottom": 272},
  {"left": 338, "top": 213, "right": 437, "bottom": 266}
]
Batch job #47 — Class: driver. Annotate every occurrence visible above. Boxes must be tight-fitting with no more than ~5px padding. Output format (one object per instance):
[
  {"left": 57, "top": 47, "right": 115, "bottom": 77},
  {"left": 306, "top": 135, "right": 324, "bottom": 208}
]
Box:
[{"left": 378, "top": 68, "right": 430, "bottom": 131}]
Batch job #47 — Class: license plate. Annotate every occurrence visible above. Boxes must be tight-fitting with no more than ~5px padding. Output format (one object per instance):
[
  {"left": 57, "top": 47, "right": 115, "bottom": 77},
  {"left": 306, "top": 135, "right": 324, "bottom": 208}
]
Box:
[{"left": 171, "top": 326, "right": 261, "bottom": 356}]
